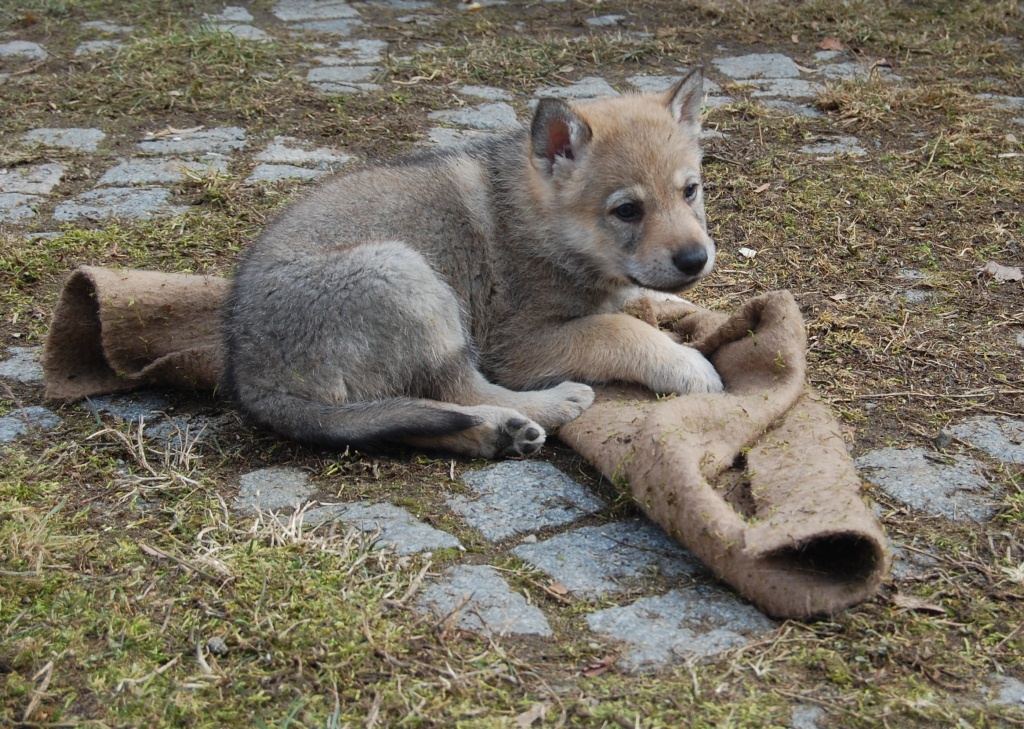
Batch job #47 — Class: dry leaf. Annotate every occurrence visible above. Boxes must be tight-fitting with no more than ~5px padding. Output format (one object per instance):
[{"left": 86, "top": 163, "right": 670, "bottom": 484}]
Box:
[
  {"left": 981, "top": 261, "right": 1023, "bottom": 282},
  {"left": 752, "top": 182, "right": 771, "bottom": 194},
  {"left": 515, "top": 703, "right": 547, "bottom": 727},
  {"left": 820, "top": 37, "right": 844, "bottom": 51},
  {"left": 738, "top": 247, "right": 758, "bottom": 259},
  {"left": 829, "top": 293, "right": 849, "bottom": 301},
  {"left": 791, "top": 33, "right": 799, "bottom": 44},
  {"left": 893, "top": 593, "right": 945, "bottom": 614},
  {"left": 582, "top": 655, "right": 616, "bottom": 678},
  {"left": 548, "top": 581, "right": 569, "bottom": 595}
]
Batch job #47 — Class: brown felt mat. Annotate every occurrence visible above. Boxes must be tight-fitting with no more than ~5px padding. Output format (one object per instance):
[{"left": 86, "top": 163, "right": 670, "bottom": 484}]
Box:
[{"left": 43, "top": 266, "right": 889, "bottom": 618}]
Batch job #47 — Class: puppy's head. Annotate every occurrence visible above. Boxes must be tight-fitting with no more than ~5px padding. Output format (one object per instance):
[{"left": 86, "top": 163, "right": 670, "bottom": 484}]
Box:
[{"left": 530, "top": 68, "right": 715, "bottom": 293}]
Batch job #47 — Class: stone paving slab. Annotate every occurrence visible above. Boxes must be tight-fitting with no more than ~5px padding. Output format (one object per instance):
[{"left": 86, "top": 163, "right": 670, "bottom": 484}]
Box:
[
  {"left": 83, "top": 392, "right": 171, "bottom": 422},
  {"left": 800, "top": 136, "right": 867, "bottom": 157},
  {"left": 0, "top": 346, "right": 43, "bottom": 384},
  {"left": 535, "top": 76, "right": 619, "bottom": 99},
  {"left": 0, "top": 163, "right": 65, "bottom": 196},
  {"left": 98, "top": 158, "right": 228, "bottom": 186},
  {"left": 22, "top": 127, "right": 106, "bottom": 152},
  {"left": 306, "top": 65, "right": 381, "bottom": 93},
  {"left": 273, "top": 0, "right": 360, "bottom": 21},
  {"left": 233, "top": 466, "right": 315, "bottom": 513},
  {"left": 428, "top": 102, "right": 519, "bottom": 131},
  {"left": 244, "top": 164, "right": 331, "bottom": 184},
  {"left": 254, "top": 136, "right": 351, "bottom": 167},
  {"left": 424, "top": 128, "right": 494, "bottom": 148},
  {"left": 450, "top": 461, "right": 605, "bottom": 542},
  {"left": 512, "top": 519, "right": 705, "bottom": 597},
  {"left": 80, "top": 21, "right": 133, "bottom": 34},
  {"left": 856, "top": 447, "right": 999, "bottom": 521},
  {"left": 0, "top": 406, "right": 63, "bottom": 443},
  {"left": 137, "top": 127, "right": 246, "bottom": 156},
  {"left": 585, "top": 586, "right": 775, "bottom": 672},
  {"left": 713, "top": 52, "right": 802, "bottom": 80},
  {"left": 0, "top": 193, "right": 40, "bottom": 223},
  {"left": 950, "top": 416, "right": 1024, "bottom": 465},
  {"left": 417, "top": 564, "right": 552, "bottom": 637},
  {"left": 0, "top": 40, "right": 48, "bottom": 60},
  {"left": 319, "top": 39, "right": 388, "bottom": 65},
  {"left": 53, "top": 187, "right": 188, "bottom": 221},
  {"left": 74, "top": 40, "right": 123, "bottom": 56},
  {"left": 305, "top": 502, "right": 462, "bottom": 554},
  {"left": 457, "top": 85, "right": 512, "bottom": 101}
]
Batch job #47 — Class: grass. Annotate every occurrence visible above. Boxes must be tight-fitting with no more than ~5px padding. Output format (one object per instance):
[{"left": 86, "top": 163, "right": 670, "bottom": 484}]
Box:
[{"left": 1, "top": 0, "right": 1023, "bottom": 726}]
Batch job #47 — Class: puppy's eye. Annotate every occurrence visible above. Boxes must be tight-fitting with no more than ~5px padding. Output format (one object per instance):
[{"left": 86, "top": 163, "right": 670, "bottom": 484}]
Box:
[
  {"left": 683, "top": 183, "right": 700, "bottom": 202},
  {"left": 613, "top": 202, "right": 643, "bottom": 222}
]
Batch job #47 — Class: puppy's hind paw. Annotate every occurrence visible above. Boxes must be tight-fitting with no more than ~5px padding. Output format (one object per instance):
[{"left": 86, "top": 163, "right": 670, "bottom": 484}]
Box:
[{"left": 496, "top": 416, "right": 546, "bottom": 458}]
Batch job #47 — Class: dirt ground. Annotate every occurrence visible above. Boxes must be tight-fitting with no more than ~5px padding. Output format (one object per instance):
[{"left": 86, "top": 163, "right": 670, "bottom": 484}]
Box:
[{"left": 1, "top": 0, "right": 1022, "bottom": 727}]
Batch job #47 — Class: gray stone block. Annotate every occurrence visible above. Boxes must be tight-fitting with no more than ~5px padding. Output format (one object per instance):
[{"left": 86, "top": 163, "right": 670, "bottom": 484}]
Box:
[
  {"left": 585, "top": 586, "right": 774, "bottom": 672},
  {"left": 0, "top": 346, "right": 43, "bottom": 384},
  {"left": 137, "top": 127, "right": 246, "bottom": 156},
  {"left": 81, "top": 21, "right": 133, "bottom": 33},
  {"left": 82, "top": 392, "right": 170, "bottom": 422},
  {"left": 750, "top": 78, "right": 822, "bottom": 99},
  {"left": 713, "top": 53, "right": 801, "bottom": 80},
  {"left": 0, "top": 163, "right": 65, "bottom": 196},
  {"left": 512, "top": 519, "right": 705, "bottom": 597},
  {"left": 790, "top": 704, "right": 825, "bottom": 729},
  {"left": 799, "top": 136, "right": 866, "bottom": 157},
  {"left": 535, "top": 76, "right": 619, "bottom": 100},
  {"left": 0, "top": 406, "right": 62, "bottom": 442},
  {"left": 856, "top": 447, "right": 1000, "bottom": 522},
  {"left": 273, "top": 0, "right": 359, "bottom": 21},
  {"left": 215, "top": 24, "right": 271, "bottom": 41},
  {"left": 53, "top": 187, "right": 188, "bottom": 221},
  {"left": 74, "top": 40, "right": 122, "bottom": 55},
  {"left": 292, "top": 19, "right": 363, "bottom": 35},
  {"left": 207, "top": 6, "right": 254, "bottom": 23},
  {"left": 418, "top": 565, "right": 552, "bottom": 636},
  {"left": 950, "top": 416, "right": 1024, "bottom": 465},
  {"left": 307, "top": 65, "right": 380, "bottom": 93},
  {"left": 991, "top": 675, "right": 1024, "bottom": 707},
  {"left": 234, "top": 467, "right": 315, "bottom": 513},
  {"left": 458, "top": 85, "right": 512, "bottom": 101},
  {"left": 305, "top": 502, "right": 462, "bottom": 554},
  {"left": 585, "top": 14, "right": 624, "bottom": 27},
  {"left": 424, "top": 127, "right": 495, "bottom": 148},
  {"left": 22, "top": 127, "right": 106, "bottom": 152},
  {"left": 450, "top": 461, "right": 605, "bottom": 542},
  {"left": 254, "top": 137, "right": 351, "bottom": 167},
  {"left": 98, "top": 158, "right": 228, "bottom": 186},
  {"left": 0, "top": 193, "right": 40, "bottom": 222},
  {"left": 244, "top": 164, "right": 330, "bottom": 184},
  {"left": 0, "top": 41, "right": 47, "bottom": 60},
  {"left": 428, "top": 102, "right": 519, "bottom": 131}
]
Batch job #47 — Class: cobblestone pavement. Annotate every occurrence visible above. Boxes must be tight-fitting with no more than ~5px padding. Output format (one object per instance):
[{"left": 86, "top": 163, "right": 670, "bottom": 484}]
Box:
[{"left": 2, "top": 1, "right": 1022, "bottom": 717}]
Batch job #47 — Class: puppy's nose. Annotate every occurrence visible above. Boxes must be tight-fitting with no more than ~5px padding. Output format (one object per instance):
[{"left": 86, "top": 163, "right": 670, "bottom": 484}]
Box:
[{"left": 672, "top": 246, "right": 708, "bottom": 276}]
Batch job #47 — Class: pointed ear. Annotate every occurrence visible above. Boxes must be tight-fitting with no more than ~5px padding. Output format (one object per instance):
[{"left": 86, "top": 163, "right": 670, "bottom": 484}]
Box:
[
  {"left": 530, "top": 98, "right": 592, "bottom": 175},
  {"left": 665, "top": 67, "right": 705, "bottom": 135}
]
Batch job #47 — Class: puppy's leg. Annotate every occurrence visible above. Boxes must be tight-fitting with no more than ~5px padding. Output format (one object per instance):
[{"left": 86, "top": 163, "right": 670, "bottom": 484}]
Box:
[{"left": 500, "top": 314, "right": 723, "bottom": 394}]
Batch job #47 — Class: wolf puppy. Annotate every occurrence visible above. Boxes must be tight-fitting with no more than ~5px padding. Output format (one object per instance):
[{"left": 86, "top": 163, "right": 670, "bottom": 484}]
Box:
[{"left": 224, "top": 68, "right": 723, "bottom": 459}]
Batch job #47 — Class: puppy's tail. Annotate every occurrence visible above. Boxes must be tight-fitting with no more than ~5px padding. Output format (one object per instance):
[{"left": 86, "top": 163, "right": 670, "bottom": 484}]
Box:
[{"left": 235, "top": 393, "right": 481, "bottom": 451}]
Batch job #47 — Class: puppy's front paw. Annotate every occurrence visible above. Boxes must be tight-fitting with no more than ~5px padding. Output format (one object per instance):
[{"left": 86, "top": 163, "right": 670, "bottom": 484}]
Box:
[
  {"left": 687, "top": 349, "right": 724, "bottom": 394},
  {"left": 652, "top": 345, "right": 723, "bottom": 394}
]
